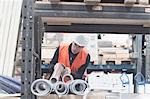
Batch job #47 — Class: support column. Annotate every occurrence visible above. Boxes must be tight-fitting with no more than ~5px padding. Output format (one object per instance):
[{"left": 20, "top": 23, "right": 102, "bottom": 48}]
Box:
[
  {"left": 21, "top": 0, "right": 36, "bottom": 99},
  {"left": 34, "top": 17, "right": 44, "bottom": 79},
  {"left": 145, "top": 35, "right": 150, "bottom": 83},
  {"left": 132, "top": 35, "right": 143, "bottom": 93}
]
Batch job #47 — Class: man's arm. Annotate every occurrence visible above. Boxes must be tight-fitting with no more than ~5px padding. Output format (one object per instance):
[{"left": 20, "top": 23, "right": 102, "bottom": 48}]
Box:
[
  {"left": 49, "top": 47, "right": 59, "bottom": 72},
  {"left": 71, "top": 54, "right": 90, "bottom": 79}
]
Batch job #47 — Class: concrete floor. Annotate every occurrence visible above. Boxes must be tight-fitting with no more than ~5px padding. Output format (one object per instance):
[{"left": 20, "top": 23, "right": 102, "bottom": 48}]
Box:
[
  {"left": 1, "top": 92, "right": 150, "bottom": 99},
  {"left": 0, "top": 93, "right": 20, "bottom": 99},
  {"left": 38, "top": 91, "right": 150, "bottom": 99}
]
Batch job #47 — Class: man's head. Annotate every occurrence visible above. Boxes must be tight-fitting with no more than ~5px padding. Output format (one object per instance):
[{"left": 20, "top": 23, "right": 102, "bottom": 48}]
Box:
[{"left": 71, "top": 35, "right": 88, "bottom": 54}]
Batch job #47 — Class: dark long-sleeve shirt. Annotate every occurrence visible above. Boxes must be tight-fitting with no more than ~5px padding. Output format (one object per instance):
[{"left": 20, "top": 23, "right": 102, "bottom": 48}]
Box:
[{"left": 50, "top": 43, "right": 90, "bottom": 79}]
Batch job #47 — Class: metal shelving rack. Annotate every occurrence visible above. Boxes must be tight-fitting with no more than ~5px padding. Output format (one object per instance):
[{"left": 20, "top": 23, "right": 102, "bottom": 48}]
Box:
[{"left": 21, "top": 0, "right": 150, "bottom": 99}]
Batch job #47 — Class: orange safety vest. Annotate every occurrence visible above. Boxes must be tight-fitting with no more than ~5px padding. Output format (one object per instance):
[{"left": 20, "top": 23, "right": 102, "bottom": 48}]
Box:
[{"left": 58, "top": 43, "right": 88, "bottom": 73}]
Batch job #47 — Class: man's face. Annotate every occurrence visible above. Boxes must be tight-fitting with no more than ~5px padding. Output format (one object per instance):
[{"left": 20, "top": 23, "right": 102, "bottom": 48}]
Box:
[{"left": 71, "top": 42, "right": 84, "bottom": 54}]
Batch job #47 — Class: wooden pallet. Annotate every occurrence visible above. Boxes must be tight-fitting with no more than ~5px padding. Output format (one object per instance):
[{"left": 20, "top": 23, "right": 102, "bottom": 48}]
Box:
[
  {"left": 45, "top": 0, "right": 149, "bottom": 4},
  {"left": 47, "top": 0, "right": 124, "bottom": 3},
  {"left": 102, "top": 59, "right": 131, "bottom": 65}
]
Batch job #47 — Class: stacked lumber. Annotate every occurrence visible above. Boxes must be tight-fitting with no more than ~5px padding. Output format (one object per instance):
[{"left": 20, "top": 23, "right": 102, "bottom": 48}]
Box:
[
  {"left": 98, "top": 48, "right": 131, "bottom": 65},
  {"left": 44, "top": 0, "right": 149, "bottom": 4}
]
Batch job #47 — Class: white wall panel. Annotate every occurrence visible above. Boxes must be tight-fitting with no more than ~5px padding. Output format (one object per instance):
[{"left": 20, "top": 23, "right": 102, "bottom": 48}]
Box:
[
  {"left": 0, "top": 0, "right": 22, "bottom": 77},
  {"left": 0, "top": 0, "right": 11, "bottom": 75}
]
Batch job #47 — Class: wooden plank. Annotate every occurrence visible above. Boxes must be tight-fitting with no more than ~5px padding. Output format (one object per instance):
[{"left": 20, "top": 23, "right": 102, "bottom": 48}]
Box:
[
  {"left": 60, "top": 0, "right": 84, "bottom": 2},
  {"left": 45, "top": 0, "right": 150, "bottom": 5},
  {"left": 138, "top": 0, "right": 149, "bottom": 5},
  {"left": 47, "top": 0, "right": 124, "bottom": 3},
  {"left": 37, "top": 1, "right": 150, "bottom": 7},
  {"left": 124, "top": 0, "right": 136, "bottom": 5},
  {"left": 48, "top": 0, "right": 60, "bottom": 2},
  {"left": 84, "top": 0, "right": 101, "bottom": 3},
  {"left": 101, "top": 59, "right": 131, "bottom": 64}
]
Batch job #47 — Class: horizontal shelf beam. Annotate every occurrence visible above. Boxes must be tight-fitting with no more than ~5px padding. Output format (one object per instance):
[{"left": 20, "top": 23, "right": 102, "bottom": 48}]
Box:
[
  {"left": 45, "top": 24, "right": 150, "bottom": 34},
  {"left": 35, "top": 2, "right": 150, "bottom": 20},
  {"left": 35, "top": 10, "right": 150, "bottom": 20}
]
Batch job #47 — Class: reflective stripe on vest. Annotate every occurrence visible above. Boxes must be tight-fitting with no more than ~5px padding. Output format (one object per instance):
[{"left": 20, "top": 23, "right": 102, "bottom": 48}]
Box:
[{"left": 58, "top": 43, "right": 88, "bottom": 73}]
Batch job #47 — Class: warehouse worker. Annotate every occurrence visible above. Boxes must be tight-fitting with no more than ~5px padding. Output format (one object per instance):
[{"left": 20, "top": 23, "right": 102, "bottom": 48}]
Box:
[{"left": 49, "top": 35, "right": 91, "bottom": 80}]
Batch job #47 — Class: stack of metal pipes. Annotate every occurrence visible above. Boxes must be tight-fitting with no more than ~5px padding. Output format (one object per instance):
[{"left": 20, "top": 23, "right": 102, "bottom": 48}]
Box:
[{"left": 31, "top": 63, "right": 89, "bottom": 96}]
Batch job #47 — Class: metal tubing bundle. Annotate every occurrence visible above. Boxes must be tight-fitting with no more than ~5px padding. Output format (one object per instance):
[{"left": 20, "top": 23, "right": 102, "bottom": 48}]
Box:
[
  {"left": 0, "top": 75, "right": 21, "bottom": 86},
  {"left": 0, "top": 83, "right": 17, "bottom": 94},
  {"left": 31, "top": 78, "right": 89, "bottom": 96},
  {"left": 69, "top": 79, "right": 89, "bottom": 95},
  {"left": 30, "top": 79, "right": 53, "bottom": 96},
  {"left": 0, "top": 76, "right": 21, "bottom": 93},
  {"left": 31, "top": 63, "right": 89, "bottom": 96},
  {"left": 53, "top": 81, "right": 69, "bottom": 96}
]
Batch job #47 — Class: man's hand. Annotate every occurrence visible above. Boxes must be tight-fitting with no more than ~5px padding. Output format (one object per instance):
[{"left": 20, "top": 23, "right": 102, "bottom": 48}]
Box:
[{"left": 65, "top": 67, "right": 71, "bottom": 74}]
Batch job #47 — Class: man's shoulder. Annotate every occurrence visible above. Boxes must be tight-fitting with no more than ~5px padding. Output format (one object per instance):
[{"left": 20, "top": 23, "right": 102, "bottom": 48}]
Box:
[{"left": 82, "top": 48, "right": 89, "bottom": 54}]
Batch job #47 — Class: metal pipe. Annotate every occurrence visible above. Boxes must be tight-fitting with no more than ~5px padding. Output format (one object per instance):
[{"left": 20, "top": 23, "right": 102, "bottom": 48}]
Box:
[
  {"left": 50, "top": 63, "right": 65, "bottom": 84},
  {"left": 69, "top": 79, "right": 89, "bottom": 95},
  {"left": 30, "top": 79, "right": 52, "bottom": 96},
  {"left": 62, "top": 73, "right": 74, "bottom": 83},
  {"left": 53, "top": 81, "right": 69, "bottom": 97},
  {"left": 50, "top": 77, "right": 58, "bottom": 84}
]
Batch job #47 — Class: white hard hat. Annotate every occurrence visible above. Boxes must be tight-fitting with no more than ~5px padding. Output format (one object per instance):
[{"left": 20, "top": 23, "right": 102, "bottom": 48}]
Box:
[{"left": 73, "top": 35, "right": 88, "bottom": 47}]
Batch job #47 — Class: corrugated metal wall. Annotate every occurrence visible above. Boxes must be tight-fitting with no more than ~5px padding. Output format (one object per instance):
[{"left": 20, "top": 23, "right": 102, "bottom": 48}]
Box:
[{"left": 0, "top": 0, "right": 22, "bottom": 77}]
